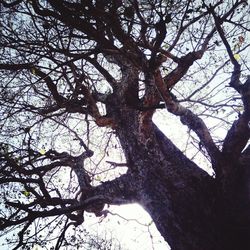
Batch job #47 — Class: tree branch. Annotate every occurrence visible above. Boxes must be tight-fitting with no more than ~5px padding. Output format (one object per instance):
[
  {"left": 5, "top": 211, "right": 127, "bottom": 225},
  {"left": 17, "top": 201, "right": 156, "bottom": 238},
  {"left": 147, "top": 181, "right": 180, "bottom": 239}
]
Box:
[
  {"left": 154, "top": 70, "right": 220, "bottom": 169},
  {"left": 32, "top": 67, "right": 66, "bottom": 106},
  {"left": 44, "top": 0, "right": 116, "bottom": 50},
  {"left": 205, "top": 1, "right": 250, "bottom": 161},
  {"left": 0, "top": 63, "right": 33, "bottom": 70},
  {"left": 153, "top": 124, "right": 210, "bottom": 178},
  {"left": 209, "top": 4, "right": 242, "bottom": 92},
  {"left": 91, "top": 173, "right": 138, "bottom": 205},
  {"left": 223, "top": 76, "right": 250, "bottom": 159},
  {"left": 0, "top": 171, "right": 138, "bottom": 231}
]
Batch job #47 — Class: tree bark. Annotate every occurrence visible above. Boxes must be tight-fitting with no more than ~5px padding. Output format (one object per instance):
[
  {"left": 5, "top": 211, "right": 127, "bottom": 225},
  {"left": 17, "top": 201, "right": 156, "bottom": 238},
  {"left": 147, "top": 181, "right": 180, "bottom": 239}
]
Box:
[
  {"left": 112, "top": 106, "right": 250, "bottom": 250},
  {"left": 139, "top": 160, "right": 250, "bottom": 250}
]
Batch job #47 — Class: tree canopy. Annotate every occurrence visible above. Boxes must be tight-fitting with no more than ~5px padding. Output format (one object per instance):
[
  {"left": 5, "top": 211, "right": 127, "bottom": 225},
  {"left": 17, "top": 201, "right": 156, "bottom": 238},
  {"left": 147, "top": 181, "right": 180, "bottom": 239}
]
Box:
[{"left": 0, "top": 0, "right": 250, "bottom": 249}]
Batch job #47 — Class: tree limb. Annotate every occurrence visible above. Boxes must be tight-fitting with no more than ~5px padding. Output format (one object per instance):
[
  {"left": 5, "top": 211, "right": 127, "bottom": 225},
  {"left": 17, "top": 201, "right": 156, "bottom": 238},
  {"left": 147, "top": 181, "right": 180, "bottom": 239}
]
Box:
[
  {"left": 223, "top": 77, "right": 250, "bottom": 159},
  {"left": 154, "top": 70, "right": 221, "bottom": 170}
]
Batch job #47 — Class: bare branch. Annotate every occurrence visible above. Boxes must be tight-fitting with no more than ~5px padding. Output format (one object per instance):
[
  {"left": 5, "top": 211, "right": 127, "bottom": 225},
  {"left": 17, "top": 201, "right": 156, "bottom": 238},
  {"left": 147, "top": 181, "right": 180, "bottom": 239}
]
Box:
[
  {"left": 223, "top": 76, "right": 250, "bottom": 159},
  {"left": 209, "top": 5, "right": 242, "bottom": 92},
  {"left": 154, "top": 70, "right": 220, "bottom": 168}
]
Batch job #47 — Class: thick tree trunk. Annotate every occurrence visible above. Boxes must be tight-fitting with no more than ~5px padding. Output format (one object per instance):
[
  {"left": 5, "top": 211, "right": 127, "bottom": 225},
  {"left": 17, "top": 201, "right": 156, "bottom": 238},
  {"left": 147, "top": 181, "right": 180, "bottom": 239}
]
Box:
[
  {"left": 114, "top": 110, "right": 250, "bottom": 250},
  {"left": 122, "top": 130, "right": 219, "bottom": 249},
  {"left": 139, "top": 165, "right": 250, "bottom": 250},
  {"left": 140, "top": 172, "right": 217, "bottom": 250},
  {"left": 215, "top": 159, "right": 250, "bottom": 250},
  {"left": 104, "top": 72, "right": 250, "bottom": 249}
]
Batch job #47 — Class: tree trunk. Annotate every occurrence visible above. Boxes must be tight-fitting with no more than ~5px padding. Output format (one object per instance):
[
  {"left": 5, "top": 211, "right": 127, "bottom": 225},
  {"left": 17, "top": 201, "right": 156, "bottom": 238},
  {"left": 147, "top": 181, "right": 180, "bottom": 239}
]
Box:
[
  {"left": 103, "top": 72, "right": 250, "bottom": 249},
  {"left": 114, "top": 109, "right": 250, "bottom": 250},
  {"left": 139, "top": 165, "right": 250, "bottom": 250},
  {"left": 141, "top": 172, "right": 217, "bottom": 250}
]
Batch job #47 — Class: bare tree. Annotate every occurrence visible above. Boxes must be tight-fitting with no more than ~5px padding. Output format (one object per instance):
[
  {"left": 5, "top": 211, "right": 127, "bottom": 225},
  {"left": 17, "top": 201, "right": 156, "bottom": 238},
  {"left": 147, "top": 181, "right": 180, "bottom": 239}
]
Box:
[{"left": 0, "top": 0, "right": 250, "bottom": 249}]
